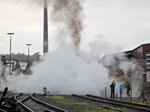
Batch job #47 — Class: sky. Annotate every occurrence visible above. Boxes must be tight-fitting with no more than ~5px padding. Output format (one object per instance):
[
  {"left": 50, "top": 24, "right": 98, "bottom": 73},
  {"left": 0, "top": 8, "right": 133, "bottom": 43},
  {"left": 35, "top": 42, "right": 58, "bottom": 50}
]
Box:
[{"left": 0, "top": 0, "right": 150, "bottom": 55}]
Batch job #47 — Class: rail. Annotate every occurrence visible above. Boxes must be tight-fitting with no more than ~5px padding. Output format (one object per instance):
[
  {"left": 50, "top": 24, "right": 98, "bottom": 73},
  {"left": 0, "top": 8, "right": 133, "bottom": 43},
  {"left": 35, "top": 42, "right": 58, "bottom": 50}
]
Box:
[
  {"left": 72, "top": 94, "right": 122, "bottom": 112},
  {"left": 72, "top": 94, "right": 150, "bottom": 112},
  {"left": 14, "top": 93, "right": 69, "bottom": 112}
]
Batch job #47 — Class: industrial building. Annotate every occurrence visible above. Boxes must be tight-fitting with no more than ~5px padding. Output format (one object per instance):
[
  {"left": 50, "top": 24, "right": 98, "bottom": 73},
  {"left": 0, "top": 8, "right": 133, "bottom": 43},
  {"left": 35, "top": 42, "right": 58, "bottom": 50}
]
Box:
[{"left": 102, "top": 43, "right": 150, "bottom": 83}]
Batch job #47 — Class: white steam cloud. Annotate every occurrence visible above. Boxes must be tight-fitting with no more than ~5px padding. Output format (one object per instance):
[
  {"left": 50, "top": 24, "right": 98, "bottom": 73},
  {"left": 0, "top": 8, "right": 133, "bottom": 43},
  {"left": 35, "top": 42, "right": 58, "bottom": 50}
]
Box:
[
  {"left": 2, "top": 32, "right": 112, "bottom": 95},
  {"left": 0, "top": 29, "right": 124, "bottom": 95},
  {"left": 0, "top": 31, "right": 143, "bottom": 97}
]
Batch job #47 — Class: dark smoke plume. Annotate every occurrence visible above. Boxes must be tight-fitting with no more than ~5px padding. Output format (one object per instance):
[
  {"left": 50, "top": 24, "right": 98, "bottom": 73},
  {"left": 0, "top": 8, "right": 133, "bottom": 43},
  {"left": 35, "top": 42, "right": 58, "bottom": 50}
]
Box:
[
  {"left": 51, "top": 0, "right": 83, "bottom": 48},
  {"left": 18, "top": 0, "right": 84, "bottom": 49}
]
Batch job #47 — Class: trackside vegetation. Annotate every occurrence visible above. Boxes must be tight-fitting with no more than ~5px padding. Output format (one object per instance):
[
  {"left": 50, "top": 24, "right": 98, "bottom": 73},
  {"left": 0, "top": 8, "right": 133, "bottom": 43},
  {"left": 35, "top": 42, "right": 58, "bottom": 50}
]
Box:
[{"left": 46, "top": 95, "right": 125, "bottom": 112}]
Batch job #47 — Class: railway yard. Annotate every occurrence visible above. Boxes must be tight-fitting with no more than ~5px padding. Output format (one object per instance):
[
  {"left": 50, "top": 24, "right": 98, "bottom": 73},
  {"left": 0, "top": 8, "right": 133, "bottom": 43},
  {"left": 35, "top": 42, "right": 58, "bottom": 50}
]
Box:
[
  {"left": 0, "top": 1, "right": 150, "bottom": 112},
  {"left": 0, "top": 90, "right": 149, "bottom": 112}
]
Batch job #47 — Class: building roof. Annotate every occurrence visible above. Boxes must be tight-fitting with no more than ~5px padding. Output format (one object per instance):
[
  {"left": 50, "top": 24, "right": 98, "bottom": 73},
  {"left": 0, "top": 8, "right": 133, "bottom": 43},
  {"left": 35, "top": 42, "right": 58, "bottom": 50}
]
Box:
[{"left": 132, "top": 43, "right": 150, "bottom": 51}]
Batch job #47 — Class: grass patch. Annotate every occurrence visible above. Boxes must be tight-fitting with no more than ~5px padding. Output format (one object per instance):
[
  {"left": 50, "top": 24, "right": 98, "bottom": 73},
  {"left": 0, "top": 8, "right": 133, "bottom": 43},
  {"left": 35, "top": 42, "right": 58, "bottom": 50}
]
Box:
[{"left": 46, "top": 95, "right": 120, "bottom": 112}]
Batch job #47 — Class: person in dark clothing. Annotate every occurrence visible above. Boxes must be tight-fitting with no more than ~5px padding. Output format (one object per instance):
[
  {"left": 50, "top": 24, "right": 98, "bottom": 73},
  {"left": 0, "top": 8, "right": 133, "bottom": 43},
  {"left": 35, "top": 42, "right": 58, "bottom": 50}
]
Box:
[
  {"left": 138, "top": 87, "right": 147, "bottom": 104},
  {"left": 126, "top": 83, "right": 131, "bottom": 97},
  {"left": 110, "top": 80, "right": 116, "bottom": 98},
  {"left": 43, "top": 87, "right": 47, "bottom": 95}
]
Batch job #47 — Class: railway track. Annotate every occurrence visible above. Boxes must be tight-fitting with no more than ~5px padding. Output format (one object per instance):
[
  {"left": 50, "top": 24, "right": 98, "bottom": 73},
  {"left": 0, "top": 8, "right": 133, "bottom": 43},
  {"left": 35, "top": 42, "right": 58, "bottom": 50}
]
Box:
[
  {"left": 72, "top": 94, "right": 150, "bottom": 112},
  {"left": 72, "top": 94, "right": 122, "bottom": 112},
  {"left": 14, "top": 93, "right": 68, "bottom": 112}
]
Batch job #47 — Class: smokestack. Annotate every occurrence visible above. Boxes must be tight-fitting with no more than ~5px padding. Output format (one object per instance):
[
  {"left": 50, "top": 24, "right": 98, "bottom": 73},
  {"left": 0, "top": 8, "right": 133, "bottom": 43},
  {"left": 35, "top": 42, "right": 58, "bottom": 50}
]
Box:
[{"left": 43, "top": 0, "right": 48, "bottom": 54}]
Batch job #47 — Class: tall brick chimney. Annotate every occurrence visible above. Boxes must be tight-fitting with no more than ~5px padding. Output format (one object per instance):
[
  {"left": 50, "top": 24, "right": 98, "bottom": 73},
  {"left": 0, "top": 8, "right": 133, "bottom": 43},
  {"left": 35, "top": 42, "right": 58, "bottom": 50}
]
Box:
[{"left": 43, "top": 0, "right": 48, "bottom": 54}]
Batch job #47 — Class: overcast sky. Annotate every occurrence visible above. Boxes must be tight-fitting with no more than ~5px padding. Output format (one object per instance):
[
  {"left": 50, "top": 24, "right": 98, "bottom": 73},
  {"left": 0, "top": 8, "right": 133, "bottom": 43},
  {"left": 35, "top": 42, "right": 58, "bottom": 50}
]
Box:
[{"left": 0, "top": 0, "right": 150, "bottom": 55}]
